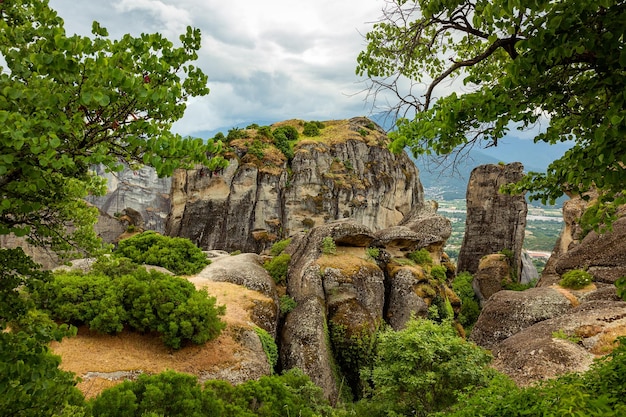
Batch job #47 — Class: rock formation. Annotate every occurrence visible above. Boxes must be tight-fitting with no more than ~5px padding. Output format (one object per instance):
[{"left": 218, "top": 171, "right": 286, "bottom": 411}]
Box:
[
  {"left": 457, "top": 163, "right": 528, "bottom": 278},
  {"left": 87, "top": 164, "right": 171, "bottom": 233},
  {"left": 539, "top": 193, "right": 626, "bottom": 287},
  {"left": 281, "top": 214, "right": 452, "bottom": 401},
  {"left": 471, "top": 195, "right": 626, "bottom": 386},
  {"left": 166, "top": 118, "right": 424, "bottom": 253}
]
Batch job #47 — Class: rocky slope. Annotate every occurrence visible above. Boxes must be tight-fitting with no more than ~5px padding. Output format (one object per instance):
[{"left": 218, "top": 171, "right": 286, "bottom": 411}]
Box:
[
  {"left": 166, "top": 118, "right": 424, "bottom": 253},
  {"left": 470, "top": 194, "right": 626, "bottom": 385}
]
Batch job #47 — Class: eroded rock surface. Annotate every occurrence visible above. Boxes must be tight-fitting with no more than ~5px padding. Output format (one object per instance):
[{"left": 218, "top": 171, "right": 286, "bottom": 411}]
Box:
[
  {"left": 457, "top": 163, "right": 527, "bottom": 277},
  {"left": 166, "top": 118, "right": 424, "bottom": 253}
]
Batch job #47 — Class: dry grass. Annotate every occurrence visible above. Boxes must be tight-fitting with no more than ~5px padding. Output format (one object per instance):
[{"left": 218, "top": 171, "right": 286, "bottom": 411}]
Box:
[
  {"left": 51, "top": 280, "right": 272, "bottom": 398},
  {"left": 590, "top": 324, "right": 626, "bottom": 355}
]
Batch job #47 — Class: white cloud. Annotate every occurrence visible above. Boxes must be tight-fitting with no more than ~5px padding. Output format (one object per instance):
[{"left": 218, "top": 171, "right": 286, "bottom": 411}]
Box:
[{"left": 49, "top": 0, "right": 385, "bottom": 135}]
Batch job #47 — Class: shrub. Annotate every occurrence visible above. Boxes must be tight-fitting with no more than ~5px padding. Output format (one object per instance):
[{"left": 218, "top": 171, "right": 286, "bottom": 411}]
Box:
[
  {"left": 256, "top": 125, "right": 273, "bottom": 139},
  {"left": 560, "top": 269, "right": 593, "bottom": 289},
  {"left": 365, "top": 318, "right": 493, "bottom": 416},
  {"left": 263, "top": 253, "right": 291, "bottom": 284},
  {"left": 227, "top": 127, "right": 248, "bottom": 141},
  {"left": 407, "top": 248, "right": 432, "bottom": 265},
  {"left": 254, "top": 326, "right": 278, "bottom": 372},
  {"left": 321, "top": 236, "right": 337, "bottom": 255},
  {"left": 452, "top": 271, "right": 481, "bottom": 329},
  {"left": 303, "top": 121, "right": 321, "bottom": 136},
  {"left": 114, "top": 231, "right": 209, "bottom": 275},
  {"left": 36, "top": 266, "right": 225, "bottom": 349},
  {"left": 617, "top": 276, "right": 626, "bottom": 301},
  {"left": 272, "top": 130, "right": 294, "bottom": 160},
  {"left": 270, "top": 238, "right": 291, "bottom": 256},
  {"left": 279, "top": 295, "right": 297, "bottom": 315},
  {"left": 90, "top": 370, "right": 222, "bottom": 417},
  {"left": 273, "top": 125, "right": 299, "bottom": 142},
  {"left": 247, "top": 138, "right": 266, "bottom": 159},
  {"left": 430, "top": 265, "right": 447, "bottom": 283},
  {"left": 366, "top": 247, "right": 380, "bottom": 260}
]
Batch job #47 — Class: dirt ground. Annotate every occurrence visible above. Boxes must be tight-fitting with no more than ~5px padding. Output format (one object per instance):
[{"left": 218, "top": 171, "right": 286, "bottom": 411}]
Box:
[{"left": 51, "top": 280, "right": 271, "bottom": 398}]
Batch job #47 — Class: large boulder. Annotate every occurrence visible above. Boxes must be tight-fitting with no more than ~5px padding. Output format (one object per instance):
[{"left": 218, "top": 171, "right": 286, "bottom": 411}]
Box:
[
  {"left": 457, "top": 163, "right": 527, "bottom": 277},
  {"left": 280, "top": 296, "right": 339, "bottom": 401},
  {"left": 470, "top": 286, "right": 576, "bottom": 349},
  {"left": 193, "top": 253, "right": 279, "bottom": 336},
  {"left": 491, "top": 299, "right": 626, "bottom": 385}
]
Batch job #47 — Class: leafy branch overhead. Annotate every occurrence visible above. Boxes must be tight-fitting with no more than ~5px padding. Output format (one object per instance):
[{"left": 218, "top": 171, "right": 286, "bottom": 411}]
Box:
[
  {"left": 358, "top": 0, "right": 626, "bottom": 218},
  {"left": 0, "top": 0, "right": 226, "bottom": 253}
]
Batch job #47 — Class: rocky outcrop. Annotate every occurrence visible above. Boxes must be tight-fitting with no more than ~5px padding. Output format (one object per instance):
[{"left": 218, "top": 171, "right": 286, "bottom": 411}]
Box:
[
  {"left": 87, "top": 164, "right": 171, "bottom": 233},
  {"left": 490, "top": 298, "right": 626, "bottom": 386},
  {"left": 281, "top": 215, "right": 451, "bottom": 400},
  {"left": 539, "top": 194, "right": 626, "bottom": 287},
  {"left": 457, "top": 163, "right": 527, "bottom": 277},
  {"left": 192, "top": 252, "right": 279, "bottom": 336},
  {"left": 470, "top": 286, "right": 576, "bottom": 349},
  {"left": 166, "top": 118, "right": 424, "bottom": 253}
]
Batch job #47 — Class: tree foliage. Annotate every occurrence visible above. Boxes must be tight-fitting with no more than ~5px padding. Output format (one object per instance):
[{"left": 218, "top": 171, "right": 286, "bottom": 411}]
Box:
[
  {"left": 114, "top": 231, "right": 209, "bottom": 275},
  {"left": 363, "top": 318, "right": 493, "bottom": 416},
  {"left": 35, "top": 260, "right": 225, "bottom": 349},
  {"left": 90, "top": 368, "right": 331, "bottom": 417},
  {"left": 0, "top": 248, "right": 84, "bottom": 417},
  {"left": 0, "top": 0, "right": 226, "bottom": 254},
  {"left": 358, "top": 0, "right": 626, "bottom": 218}
]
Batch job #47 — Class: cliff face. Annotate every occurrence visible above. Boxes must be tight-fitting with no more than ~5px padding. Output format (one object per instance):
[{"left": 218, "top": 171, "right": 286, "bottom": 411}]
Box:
[
  {"left": 166, "top": 118, "right": 424, "bottom": 252},
  {"left": 87, "top": 164, "right": 171, "bottom": 233},
  {"left": 457, "top": 163, "right": 527, "bottom": 276}
]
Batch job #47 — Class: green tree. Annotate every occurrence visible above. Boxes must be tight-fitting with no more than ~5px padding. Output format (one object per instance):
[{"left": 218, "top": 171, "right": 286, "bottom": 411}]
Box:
[
  {"left": 0, "top": 1, "right": 225, "bottom": 413},
  {"left": 358, "top": 0, "right": 626, "bottom": 225},
  {"left": 0, "top": 0, "right": 226, "bottom": 254},
  {"left": 365, "top": 318, "right": 493, "bottom": 416},
  {"left": 0, "top": 248, "right": 84, "bottom": 416}
]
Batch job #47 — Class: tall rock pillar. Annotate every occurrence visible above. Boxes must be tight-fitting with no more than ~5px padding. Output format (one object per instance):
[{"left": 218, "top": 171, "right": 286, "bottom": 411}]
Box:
[{"left": 457, "top": 163, "right": 527, "bottom": 277}]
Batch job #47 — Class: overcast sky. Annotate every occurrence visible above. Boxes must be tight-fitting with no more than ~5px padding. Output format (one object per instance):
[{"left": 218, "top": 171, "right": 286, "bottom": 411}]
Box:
[{"left": 48, "top": 0, "right": 386, "bottom": 137}]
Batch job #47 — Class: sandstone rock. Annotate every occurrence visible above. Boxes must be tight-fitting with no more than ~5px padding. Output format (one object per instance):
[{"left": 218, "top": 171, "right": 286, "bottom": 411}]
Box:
[
  {"left": 457, "top": 163, "right": 527, "bottom": 277},
  {"left": 554, "top": 216, "right": 626, "bottom": 284},
  {"left": 472, "top": 253, "right": 511, "bottom": 306},
  {"left": 491, "top": 299, "right": 626, "bottom": 386},
  {"left": 520, "top": 250, "right": 539, "bottom": 284},
  {"left": 539, "top": 195, "right": 626, "bottom": 287},
  {"left": 470, "top": 286, "right": 575, "bottom": 349},
  {"left": 194, "top": 253, "right": 279, "bottom": 336},
  {"left": 166, "top": 118, "right": 424, "bottom": 252},
  {"left": 87, "top": 164, "right": 171, "bottom": 233},
  {"left": 280, "top": 296, "right": 339, "bottom": 402},
  {"left": 386, "top": 266, "right": 430, "bottom": 329}
]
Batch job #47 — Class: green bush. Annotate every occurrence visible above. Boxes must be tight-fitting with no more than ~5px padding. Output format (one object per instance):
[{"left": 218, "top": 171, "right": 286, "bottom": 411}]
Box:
[
  {"left": 452, "top": 271, "right": 481, "bottom": 329},
  {"left": 431, "top": 265, "right": 447, "bottom": 283},
  {"left": 254, "top": 327, "right": 278, "bottom": 372},
  {"left": 273, "top": 125, "right": 299, "bottom": 142},
  {"left": 90, "top": 370, "right": 223, "bottom": 417},
  {"left": 227, "top": 127, "right": 248, "bottom": 141},
  {"left": 272, "top": 130, "right": 294, "bottom": 160},
  {"left": 617, "top": 276, "right": 626, "bottom": 301},
  {"left": 114, "top": 231, "right": 209, "bottom": 275},
  {"left": 560, "top": 269, "right": 593, "bottom": 289},
  {"left": 270, "top": 238, "right": 291, "bottom": 256},
  {"left": 364, "top": 318, "right": 493, "bottom": 416},
  {"left": 407, "top": 248, "right": 432, "bottom": 265},
  {"left": 303, "top": 121, "right": 321, "bottom": 136},
  {"left": 366, "top": 247, "right": 380, "bottom": 260},
  {"left": 279, "top": 295, "right": 297, "bottom": 315},
  {"left": 263, "top": 253, "right": 291, "bottom": 284},
  {"left": 321, "top": 236, "right": 337, "bottom": 255},
  {"left": 36, "top": 265, "right": 225, "bottom": 349}
]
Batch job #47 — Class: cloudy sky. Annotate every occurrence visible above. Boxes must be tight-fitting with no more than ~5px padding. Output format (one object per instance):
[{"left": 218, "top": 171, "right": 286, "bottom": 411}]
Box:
[{"left": 49, "top": 0, "right": 386, "bottom": 137}]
